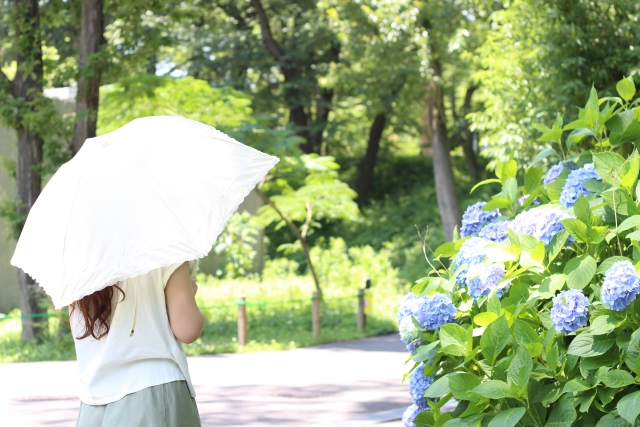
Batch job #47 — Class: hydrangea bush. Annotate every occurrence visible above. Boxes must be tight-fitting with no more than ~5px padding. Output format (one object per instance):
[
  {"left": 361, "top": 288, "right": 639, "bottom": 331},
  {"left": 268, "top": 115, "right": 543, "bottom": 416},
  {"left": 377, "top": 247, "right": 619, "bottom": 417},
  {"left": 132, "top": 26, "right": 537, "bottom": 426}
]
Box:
[{"left": 398, "top": 78, "right": 640, "bottom": 427}]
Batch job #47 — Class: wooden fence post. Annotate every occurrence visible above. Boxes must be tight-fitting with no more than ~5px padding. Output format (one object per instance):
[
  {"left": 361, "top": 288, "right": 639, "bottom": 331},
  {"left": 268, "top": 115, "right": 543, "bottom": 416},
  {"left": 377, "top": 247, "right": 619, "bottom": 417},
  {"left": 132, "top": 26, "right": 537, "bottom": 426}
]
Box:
[
  {"left": 357, "top": 288, "right": 366, "bottom": 331},
  {"left": 238, "top": 296, "right": 247, "bottom": 346},
  {"left": 312, "top": 290, "right": 321, "bottom": 338}
]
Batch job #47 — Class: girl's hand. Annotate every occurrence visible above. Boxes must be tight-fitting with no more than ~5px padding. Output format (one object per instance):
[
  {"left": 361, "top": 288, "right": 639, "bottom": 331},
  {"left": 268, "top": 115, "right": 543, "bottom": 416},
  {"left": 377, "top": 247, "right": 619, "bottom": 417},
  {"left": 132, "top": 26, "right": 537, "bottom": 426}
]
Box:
[{"left": 164, "top": 262, "right": 205, "bottom": 344}]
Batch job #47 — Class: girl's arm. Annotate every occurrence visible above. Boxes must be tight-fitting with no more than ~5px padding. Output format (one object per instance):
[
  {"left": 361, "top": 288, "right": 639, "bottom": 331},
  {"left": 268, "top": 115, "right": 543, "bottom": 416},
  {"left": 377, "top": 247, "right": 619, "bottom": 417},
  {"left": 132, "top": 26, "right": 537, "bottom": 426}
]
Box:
[{"left": 165, "top": 262, "right": 205, "bottom": 343}]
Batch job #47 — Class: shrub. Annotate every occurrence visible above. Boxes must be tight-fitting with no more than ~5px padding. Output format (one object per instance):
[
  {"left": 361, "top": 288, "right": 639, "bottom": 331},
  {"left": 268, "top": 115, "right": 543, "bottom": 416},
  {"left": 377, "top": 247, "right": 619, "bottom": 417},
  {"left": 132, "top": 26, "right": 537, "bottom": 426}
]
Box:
[{"left": 398, "top": 77, "right": 640, "bottom": 427}]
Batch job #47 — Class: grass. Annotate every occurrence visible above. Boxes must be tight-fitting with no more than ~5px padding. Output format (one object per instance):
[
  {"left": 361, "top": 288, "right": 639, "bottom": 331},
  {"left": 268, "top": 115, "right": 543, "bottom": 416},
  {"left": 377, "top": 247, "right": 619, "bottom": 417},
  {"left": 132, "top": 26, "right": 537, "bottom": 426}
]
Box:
[{"left": 0, "top": 270, "right": 403, "bottom": 363}]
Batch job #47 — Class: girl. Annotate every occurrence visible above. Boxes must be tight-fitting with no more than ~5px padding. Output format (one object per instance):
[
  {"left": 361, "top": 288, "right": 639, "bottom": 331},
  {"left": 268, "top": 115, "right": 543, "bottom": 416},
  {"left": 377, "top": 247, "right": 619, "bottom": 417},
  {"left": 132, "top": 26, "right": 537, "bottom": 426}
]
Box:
[{"left": 71, "top": 260, "right": 204, "bottom": 427}]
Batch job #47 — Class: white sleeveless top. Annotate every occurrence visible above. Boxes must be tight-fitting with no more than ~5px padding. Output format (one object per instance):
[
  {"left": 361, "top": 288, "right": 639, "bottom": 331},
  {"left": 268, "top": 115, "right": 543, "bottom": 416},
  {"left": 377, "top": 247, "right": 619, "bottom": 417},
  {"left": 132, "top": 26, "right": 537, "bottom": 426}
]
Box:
[{"left": 71, "top": 261, "right": 198, "bottom": 405}]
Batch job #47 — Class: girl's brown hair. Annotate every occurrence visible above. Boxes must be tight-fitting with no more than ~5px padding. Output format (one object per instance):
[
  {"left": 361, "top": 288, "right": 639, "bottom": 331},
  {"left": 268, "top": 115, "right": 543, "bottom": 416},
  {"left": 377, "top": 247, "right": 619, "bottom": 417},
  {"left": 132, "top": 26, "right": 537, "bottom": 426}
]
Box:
[{"left": 71, "top": 285, "right": 125, "bottom": 340}]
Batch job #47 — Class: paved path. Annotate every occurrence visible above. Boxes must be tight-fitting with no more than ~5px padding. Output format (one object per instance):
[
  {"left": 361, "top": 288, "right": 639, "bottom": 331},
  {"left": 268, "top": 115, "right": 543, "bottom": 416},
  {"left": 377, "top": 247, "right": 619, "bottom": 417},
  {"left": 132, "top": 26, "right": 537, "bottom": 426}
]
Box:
[{"left": 0, "top": 334, "right": 412, "bottom": 426}]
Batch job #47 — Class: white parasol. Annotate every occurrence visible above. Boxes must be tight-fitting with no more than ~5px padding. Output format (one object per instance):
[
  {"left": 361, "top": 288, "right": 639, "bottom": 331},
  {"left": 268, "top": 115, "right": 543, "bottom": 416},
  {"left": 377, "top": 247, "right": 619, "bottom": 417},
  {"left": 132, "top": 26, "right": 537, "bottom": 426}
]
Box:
[{"left": 11, "top": 116, "right": 279, "bottom": 308}]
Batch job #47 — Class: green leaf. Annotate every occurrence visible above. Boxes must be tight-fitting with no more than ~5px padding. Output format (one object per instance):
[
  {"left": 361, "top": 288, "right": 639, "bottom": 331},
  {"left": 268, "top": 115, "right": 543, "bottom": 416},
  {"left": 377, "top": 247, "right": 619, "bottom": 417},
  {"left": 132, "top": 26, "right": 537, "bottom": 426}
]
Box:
[
  {"left": 471, "top": 380, "right": 516, "bottom": 400},
  {"left": 606, "top": 109, "right": 636, "bottom": 134},
  {"left": 544, "top": 399, "right": 577, "bottom": 427},
  {"left": 487, "top": 408, "right": 526, "bottom": 427},
  {"left": 433, "top": 413, "right": 453, "bottom": 427},
  {"left": 593, "top": 152, "right": 626, "bottom": 185},
  {"left": 488, "top": 295, "right": 502, "bottom": 314},
  {"left": 508, "top": 345, "right": 533, "bottom": 390},
  {"left": 484, "top": 197, "right": 512, "bottom": 211},
  {"left": 471, "top": 178, "right": 501, "bottom": 194},
  {"left": 449, "top": 373, "right": 482, "bottom": 401},
  {"left": 573, "top": 195, "right": 592, "bottom": 225},
  {"left": 617, "top": 76, "right": 636, "bottom": 101},
  {"left": 587, "top": 315, "right": 623, "bottom": 335},
  {"left": 442, "top": 414, "right": 484, "bottom": 427},
  {"left": 440, "top": 324, "right": 470, "bottom": 357},
  {"left": 622, "top": 153, "right": 640, "bottom": 189},
  {"left": 531, "top": 148, "right": 559, "bottom": 166},
  {"left": 595, "top": 414, "right": 633, "bottom": 427},
  {"left": 547, "top": 342, "right": 559, "bottom": 373},
  {"left": 563, "top": 254, "right": 597, "bottom": 289},
  {"left": 538, "top": 274, "right": 566, "bottom": 299},
  {"left": 597, "top": 256, "right": 634, "bottom": 275},
  {"left": 560, "top": 218, "right": 589, "bottom": 243},
  {"left": 473, "top": 312, "right": 499, "bottom": 327},
  {"left": 424, "top": 376, "right": 450, "bottom": 398},
  {"left": 501, "top": 161, "right": 518, "bottom": 184},
  {"left": 561, "top": 378, "right": 592, "bottom": 394},
  {"left": 619, "top": 216, "right": 640, "bottom": 233},
  {"left": 601, "top": 370, "right": 636, "bottom": 388},
  {"left": 481, "top": 316, "right": 510, "bottom": 365},
  {"left": 618, "top": 391, "right": 640, "bottom": 424},
  {"left": 514, "top": 319, "right": 543, "bottom": 357},
  {"left": 567, "top": 333, "right": 615, "bottom": 357},
  {"left": 546, "top": 231, "right": 569, "bottom": 264},
  {"left": 525, "top": 167, "right": 544, "bottom": 194}
]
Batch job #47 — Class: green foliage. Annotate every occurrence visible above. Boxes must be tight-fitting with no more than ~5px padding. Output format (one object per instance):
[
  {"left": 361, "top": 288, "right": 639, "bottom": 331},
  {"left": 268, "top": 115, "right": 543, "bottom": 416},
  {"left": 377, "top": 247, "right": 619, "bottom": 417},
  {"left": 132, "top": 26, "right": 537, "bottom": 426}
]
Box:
[
  {"left": 470, "top": 0, "right": 640, "bottom": 166},
  {"left": 212, "top": 211, "right": 263, "bottom": 278},
  {"left": 407, "top": 79, "right": 640, "bottom": 426}
]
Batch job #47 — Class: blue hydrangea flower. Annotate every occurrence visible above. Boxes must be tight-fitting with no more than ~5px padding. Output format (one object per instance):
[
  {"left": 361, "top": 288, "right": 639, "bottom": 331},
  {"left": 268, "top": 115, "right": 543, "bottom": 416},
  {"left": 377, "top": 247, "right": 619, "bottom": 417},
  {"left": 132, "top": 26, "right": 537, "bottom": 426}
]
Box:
[
  {"left": 411, "top": 293, "right": 457, "bottom": 331},
  {"left": 460, "top": 202, "right": 500, "bottom": 238},
  {"left": 602, "top": 261, "right": 640, "bottom": 311},
  {"left": 397, "top": 293, "right": 418, "bottom": 323},
  {"left": 478, "top": 220, "right": 511, "bottom": 242},
  {"left": 551, "top": 289, "right": 589, "bottom": 334},
  {"left": 402, "top": 404, "right": 425, "bottom": 427},
  {"left": 518, "top": 194, "right": 541, "bottom": 206},
  {"left": 410, "top": 364, "right": 435, "bottom": 409},
  {"left": 544, "top": 164, "right": 565, "bottom": 185},
  {"left": 559, "top": 163, "right": 601, "bottom": 208},
  {"left": 511, "top": 207, "right": 572, "bottom": 246},
  {"left": 466, "top": 263, "right": 510, "bottom": 299},
  {"left": 406, "top": 339, "right": 423, "bottom": 352},
  {"left": 454, "top": 237, "right": 488, "bottom": 287},
  {"left": 399, "top": 315, "right": 419, "bottom": 344}
]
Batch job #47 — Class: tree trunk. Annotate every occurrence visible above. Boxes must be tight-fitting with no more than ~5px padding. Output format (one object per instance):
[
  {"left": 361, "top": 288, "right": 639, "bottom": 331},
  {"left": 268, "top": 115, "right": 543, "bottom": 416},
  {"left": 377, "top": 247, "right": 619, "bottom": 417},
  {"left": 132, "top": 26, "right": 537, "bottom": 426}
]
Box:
[
  {"left": 356, "top": 112, "right": 386, "bottom": 205},
  {"left": 423, "top": 60, "right": 461, "bottom": 242},
  {"left": 307, "top": 88, "right": 334, "bottom": 155},
  {"left": 72, "top": 0, "right": 104, "bottom": 155},
  {"left": 460, "top": 85, "right": 479, "bottom": 181},
  {"left": 14, "top": 0, "right": 48, "bottom": 341}
]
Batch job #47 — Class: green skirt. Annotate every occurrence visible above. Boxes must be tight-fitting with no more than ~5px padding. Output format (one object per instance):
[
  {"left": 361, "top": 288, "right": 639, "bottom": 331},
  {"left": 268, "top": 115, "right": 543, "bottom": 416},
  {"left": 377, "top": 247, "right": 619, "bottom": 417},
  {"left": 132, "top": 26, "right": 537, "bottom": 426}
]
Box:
[{"left": 76, "top": 380, "right": 201, "bottom": 427}]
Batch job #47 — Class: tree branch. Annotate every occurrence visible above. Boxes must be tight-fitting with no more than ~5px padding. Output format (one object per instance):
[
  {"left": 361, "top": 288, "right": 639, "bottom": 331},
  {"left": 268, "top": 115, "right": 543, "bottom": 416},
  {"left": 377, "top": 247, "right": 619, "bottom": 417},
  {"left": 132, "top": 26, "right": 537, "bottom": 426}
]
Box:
[{"left": 250, "top": 0, "right": 284, "bottom": 61}]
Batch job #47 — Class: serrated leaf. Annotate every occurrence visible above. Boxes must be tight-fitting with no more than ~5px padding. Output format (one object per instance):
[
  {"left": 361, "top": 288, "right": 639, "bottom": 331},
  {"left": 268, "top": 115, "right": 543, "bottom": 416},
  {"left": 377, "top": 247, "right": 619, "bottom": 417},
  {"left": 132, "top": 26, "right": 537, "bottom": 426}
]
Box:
[
  {"left": 424, "top": 375, "right": 450, "bottom": 398},
  {"left": 538, "top": 274, "right": 566, "bottom": 298},
  {"left": 449, "top": 373, "right": 482, "bottom": 401},
  {"left": 595, "top": 414, "right": 633, "bottom": 427},
  {"left": 564, "top": 254, "right": 597, "bottom": 289},
  {"left": 561, "top": 378, "right": 592, "bottom": 394},
  {"left": 587, "top": 315, "right": 623, "bottom": 335},
  {"left": 481, "top": 316, "right": 510, "bottom": 365},
  {"left": 471, "top": 380, "right": 515, "bottom": 399},
  {"left": 525, "top": 167, "right": 544, "bottom": 194},
  {"left": 561, "top": 218, "right": 589, "bottom": 242},
  {"left": 593, "top": 152, "right": 626, "bottom": 185},
  {"left": 601, "top": 370, "right": 636, "bottom": 388},
  {"left": 487, "top": 407, "right": 526, "bottom": 427},
  {"left": 567, "top": 333, "right": 615, "bottom": 357},
  {"left": 619, "top": 216, "right": 640, "bottom": 232},
  {"left": 473, "top": 312, "right": 498, "bottom": 327},
  {"left": 508, "top": 345, "right": 533, "bottom": 390},
  {"left": 439, "top": 324, "right": 470, "bottom": 357},
  {"left": 544, "top": 398, "right": 576, "bottom": 427},
  {"left": 442, "top": 414, "right": 484, "bottom": 427},
  {"left": 618, "top": 391, "right": 640, "bottom": 424}
]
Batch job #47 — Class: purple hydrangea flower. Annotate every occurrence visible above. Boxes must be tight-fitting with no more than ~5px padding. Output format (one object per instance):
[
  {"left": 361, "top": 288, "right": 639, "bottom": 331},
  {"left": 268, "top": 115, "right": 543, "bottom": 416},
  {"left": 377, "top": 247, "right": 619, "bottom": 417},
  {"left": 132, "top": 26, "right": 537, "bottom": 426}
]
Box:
[
  {"left": 410, "top": 364, "right": 435, "bottom": 410},
  {"left": 478, "top": 220, "right": 511, "bottom": 242},
  {"left": 402, "top": 404, "right": 425, "bottom": 427},
  {"left": 411, "top": 293, "right": 457, "bottom": 331},
  {"left": 518, "top": 194, "right": 541, "bottom": 206},
  {"left": 460, "top": 202, "right": 500, "bottom": 238},
  {"left": 397, "top": 293, "right": 418, "bottom": 323},
  {"left": 466, "top": 263, "right": 510, "bottom": 300},
  {"left": 559, "top": 163, "right": 601, "bottom": 208},
  {"left": 544, "top": 164, "right": 565, "bottom": 185},
  {"left": 511, "top": 207, "right": 572, "bottom": 246},
  {"left": 454, "top": 237, "right": 488, "bottom": 287},
  {"left": 399, "top": 315, "right": 419, "bottom": 345},
  {"left": 406, "top": 339, "right": 423, "bottom": 352},
  {"left": 602, "top": 261, "right": 640, "bottom": 311},
  {"left": 551, "top": 289, "right": 589, "bottom": 334}
]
